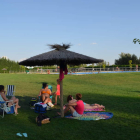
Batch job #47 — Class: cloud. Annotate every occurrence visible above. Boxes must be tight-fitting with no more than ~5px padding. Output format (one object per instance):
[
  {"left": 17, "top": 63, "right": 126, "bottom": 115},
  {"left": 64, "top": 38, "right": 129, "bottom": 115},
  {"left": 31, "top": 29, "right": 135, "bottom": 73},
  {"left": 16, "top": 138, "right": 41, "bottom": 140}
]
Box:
[
  {"left": 77, "top": 44, "right": 81, "bottom": 46},
  {"left": 91, "top": 42, "right": 97, "bottom": 45},
  {"left": 18, "top": 58, "right": 27, "bottom": 62}
]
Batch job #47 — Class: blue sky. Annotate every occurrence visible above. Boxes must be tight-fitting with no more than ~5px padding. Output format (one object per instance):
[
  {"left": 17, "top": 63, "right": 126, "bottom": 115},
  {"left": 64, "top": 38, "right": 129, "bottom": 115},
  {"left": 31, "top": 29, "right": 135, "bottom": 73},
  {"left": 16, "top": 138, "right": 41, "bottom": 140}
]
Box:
[{"left": 0, "top": 0, "right": 140, "bottom": 65}]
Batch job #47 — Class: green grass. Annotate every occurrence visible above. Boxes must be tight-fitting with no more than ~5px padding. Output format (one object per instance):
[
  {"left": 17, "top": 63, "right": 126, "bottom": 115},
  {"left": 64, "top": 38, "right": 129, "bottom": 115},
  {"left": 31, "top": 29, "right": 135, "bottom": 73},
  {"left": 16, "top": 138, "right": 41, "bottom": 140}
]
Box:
[{"left": 0, "top": 73, "right": 140, "bottom": 140}]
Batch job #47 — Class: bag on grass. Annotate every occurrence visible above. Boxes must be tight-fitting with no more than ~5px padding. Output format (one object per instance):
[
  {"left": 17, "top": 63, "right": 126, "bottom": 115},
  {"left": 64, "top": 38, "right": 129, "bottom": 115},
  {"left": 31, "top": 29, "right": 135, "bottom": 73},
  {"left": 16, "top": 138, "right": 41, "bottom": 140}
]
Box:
[
  {"left": 29, "top": 98, "right": 37, "bottom": 107},
  {"left": 35, "top": 104, "right": 47, "bottom": 114},
  {"left": 36, "top": 114, "right": 51, "bottom": 126}
]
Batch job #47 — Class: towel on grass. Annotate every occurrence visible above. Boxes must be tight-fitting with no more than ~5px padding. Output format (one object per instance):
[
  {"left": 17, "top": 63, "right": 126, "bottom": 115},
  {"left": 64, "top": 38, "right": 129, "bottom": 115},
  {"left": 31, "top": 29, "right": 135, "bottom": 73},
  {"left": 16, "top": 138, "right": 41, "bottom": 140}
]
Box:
[
  {"left": 84, "top": 108, "right": 105, "bottom": 111},
  {"left": 65, "top": 112, "right": 113, "bottom": 121}
]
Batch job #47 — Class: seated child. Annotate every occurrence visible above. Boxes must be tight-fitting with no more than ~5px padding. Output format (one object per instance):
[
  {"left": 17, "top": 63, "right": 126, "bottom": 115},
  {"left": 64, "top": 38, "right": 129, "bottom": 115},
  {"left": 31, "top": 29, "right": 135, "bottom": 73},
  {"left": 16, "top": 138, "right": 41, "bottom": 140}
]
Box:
[{"left": 53, "top": 79, "right": 60, "bottom": 105}]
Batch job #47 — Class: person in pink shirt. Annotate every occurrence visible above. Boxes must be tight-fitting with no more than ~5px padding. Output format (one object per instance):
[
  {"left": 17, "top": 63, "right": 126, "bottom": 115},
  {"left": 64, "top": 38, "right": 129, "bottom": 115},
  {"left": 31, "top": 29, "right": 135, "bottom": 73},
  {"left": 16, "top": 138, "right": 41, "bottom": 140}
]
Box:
[
  {"left": 65, "top": 95, "right": 105, "bottom": 110},
  {"left": 58, "top": 93, "right": 84, "bottom": 117}
]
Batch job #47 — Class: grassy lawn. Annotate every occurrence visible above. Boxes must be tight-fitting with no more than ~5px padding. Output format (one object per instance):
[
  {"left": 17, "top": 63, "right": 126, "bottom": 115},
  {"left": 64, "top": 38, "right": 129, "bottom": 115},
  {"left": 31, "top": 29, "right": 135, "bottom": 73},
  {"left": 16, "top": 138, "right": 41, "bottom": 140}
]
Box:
[{"left": 0, "top": 73, "right": 140, "bottom": 140}]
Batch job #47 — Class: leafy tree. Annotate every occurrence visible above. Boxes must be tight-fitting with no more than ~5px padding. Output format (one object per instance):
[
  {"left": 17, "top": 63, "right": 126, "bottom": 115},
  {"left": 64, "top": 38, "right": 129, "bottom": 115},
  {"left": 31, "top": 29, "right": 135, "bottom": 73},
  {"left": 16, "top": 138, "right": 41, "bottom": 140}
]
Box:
[
  {"left": 20, "top": 65, "right": 26, "bottom": 72},
  {"left": 133, "top": 38, "right": 140, "bottom": 44},
  {"left": 115, "top": 52, "right": 140, "bottom": 65},
  {"left": 102, "top": 63, "right": 106, "bottom": 69},
  {"left": 129, "top": 60, "right": 132, "bottom": 68},
  {"left": 0, "top": 57, "right": 21, "bottom": 73},
  {"left": 96, "top": 61, "right": 107, "bottom": 68},
  {"left": 79, "top": 64, "right": 88, "bottom": 67},
  {"left": 131, "top": 54, "right": 138, "bottom": 64},
  {"left": 107, "top": 62, "right": 110, "bottom": 66},
  {"left": 96, "top": 62, "right": 103, "bottom": 67}
]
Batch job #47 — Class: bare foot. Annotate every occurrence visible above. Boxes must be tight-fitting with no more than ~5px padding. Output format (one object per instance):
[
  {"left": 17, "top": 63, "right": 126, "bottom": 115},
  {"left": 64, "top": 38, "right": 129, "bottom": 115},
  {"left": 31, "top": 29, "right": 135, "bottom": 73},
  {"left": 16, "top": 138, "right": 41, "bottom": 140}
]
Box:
[
  {"left": 100, "top": 105, "right": 105, "bottom": 109},
  {"left": 17, "top": 105, "right": 21, "bottom": 108},
  {"left": 15, "top": 112, "right": 18, "bottom": 115}
]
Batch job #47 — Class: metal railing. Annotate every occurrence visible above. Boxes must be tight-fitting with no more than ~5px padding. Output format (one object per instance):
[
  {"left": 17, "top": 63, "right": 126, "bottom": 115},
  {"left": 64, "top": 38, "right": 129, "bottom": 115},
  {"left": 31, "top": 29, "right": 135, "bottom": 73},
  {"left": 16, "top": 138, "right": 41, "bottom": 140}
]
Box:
[{"left": 26, "top": 67, "right": 140, "bottom": 74}]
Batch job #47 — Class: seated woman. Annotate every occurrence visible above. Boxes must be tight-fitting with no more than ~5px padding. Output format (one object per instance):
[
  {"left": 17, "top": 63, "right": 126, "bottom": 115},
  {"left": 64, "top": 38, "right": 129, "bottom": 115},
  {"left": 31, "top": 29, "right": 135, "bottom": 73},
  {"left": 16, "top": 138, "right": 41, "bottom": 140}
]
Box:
[
  {"left": 37, "top": 83, "right": 53, "bottom": 104},
  {"left": 58, "top": 93, "right": 84, "bottom": 117},
  {"left": 0, "top": 85, "right": 20, "bottom": 114},
  {"left": 66, "top": 95, "right": 105, "bottom": 110}
]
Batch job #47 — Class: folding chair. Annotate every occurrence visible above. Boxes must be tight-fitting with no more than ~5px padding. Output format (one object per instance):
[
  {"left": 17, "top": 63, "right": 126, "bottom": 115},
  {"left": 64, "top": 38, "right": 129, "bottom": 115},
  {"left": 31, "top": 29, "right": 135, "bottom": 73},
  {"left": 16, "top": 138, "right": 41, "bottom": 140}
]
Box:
[
  {"left": 0, "top": 95, "right": 15, "bottom": 118},
  {"left": 6, "top": 85, "right": 16, "bottom": 96},
  {"left": 48, "top": 85, "right": 53, "bottom": 99}
]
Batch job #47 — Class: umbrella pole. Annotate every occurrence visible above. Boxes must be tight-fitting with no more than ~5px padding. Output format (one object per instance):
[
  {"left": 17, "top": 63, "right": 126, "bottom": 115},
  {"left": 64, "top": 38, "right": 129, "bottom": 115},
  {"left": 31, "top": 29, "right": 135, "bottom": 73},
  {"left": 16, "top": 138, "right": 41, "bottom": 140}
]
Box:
[
  {"left": 60, "top": 80, "right": 64, "bottom": 117},
  {"left": 60, "top": 65, "right": 64, "bottom": 117}
]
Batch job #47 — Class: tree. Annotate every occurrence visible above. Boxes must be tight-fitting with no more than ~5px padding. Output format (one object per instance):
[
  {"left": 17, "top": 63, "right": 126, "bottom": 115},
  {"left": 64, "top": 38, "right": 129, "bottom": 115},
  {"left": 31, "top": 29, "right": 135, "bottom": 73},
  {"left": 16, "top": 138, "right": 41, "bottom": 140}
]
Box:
[
  {"left": 107, "top": 62, "right": 110, "bottom": 66},
  {"left": 0, "top": 57, "right": 21, "bottom": 73},
  {"left": 80, "top": 64, "right": 88, "bottom": 67},
  {"left": 20, "top": 65, "right": 26, "bottom": 72},
  {"left": 115, "top": 52, "right": 139, "bottom": 65},
  {"left": 131, "top": 54, "right": 138, "bottom": 64},
  {"left": 133, "top": 38, "right": 140, "bottom": 44},
  {"left": 102, "top": 63, "right": 106, "bottom": 69},
  {"left": 96, "top": 61, "right": 107, "bottom": 68},
  {"left": 129, "top": 60, "right": 132, "bottom": 68}
]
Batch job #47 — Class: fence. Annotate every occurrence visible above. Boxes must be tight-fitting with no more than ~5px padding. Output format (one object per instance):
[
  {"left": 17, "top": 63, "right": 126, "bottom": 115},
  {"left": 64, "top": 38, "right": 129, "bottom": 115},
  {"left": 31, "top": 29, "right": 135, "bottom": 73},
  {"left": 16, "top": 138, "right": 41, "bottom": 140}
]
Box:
[{"left": 26, "top": 67, "right": 140, "bottom": 74}]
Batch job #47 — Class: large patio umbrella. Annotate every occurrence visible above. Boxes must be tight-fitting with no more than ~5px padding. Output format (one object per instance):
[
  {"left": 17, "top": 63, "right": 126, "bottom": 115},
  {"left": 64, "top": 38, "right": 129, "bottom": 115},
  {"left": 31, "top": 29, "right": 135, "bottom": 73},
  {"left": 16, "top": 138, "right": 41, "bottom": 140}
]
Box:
[{"left": 19, "top": 44, "right": 103, "bottom": 117}]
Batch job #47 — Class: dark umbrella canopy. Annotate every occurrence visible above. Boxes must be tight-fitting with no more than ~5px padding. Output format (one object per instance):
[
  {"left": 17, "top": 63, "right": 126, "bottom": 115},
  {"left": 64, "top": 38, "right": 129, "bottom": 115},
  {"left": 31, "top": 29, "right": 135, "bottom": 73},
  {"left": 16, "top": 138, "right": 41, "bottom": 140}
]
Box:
[{"left": 19, "top": 44, "right": 103, "bottom": 66}]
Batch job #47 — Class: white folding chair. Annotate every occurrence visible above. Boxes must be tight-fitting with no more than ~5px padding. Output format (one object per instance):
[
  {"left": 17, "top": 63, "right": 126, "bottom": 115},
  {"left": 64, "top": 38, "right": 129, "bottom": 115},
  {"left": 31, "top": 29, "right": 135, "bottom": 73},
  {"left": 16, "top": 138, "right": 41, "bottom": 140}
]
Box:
[
  {"left": 6, "top": 85, "right": 16, "bottom": 96},
  {"left": 0, "top": 95, "right": 15, "bottom": 118}
]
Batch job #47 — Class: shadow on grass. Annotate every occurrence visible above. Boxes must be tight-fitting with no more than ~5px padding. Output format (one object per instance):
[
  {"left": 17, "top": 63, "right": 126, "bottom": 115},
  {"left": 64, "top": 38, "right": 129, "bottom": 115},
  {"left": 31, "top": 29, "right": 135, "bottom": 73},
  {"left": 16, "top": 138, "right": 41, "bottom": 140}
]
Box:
[
  {"left": 14, "top": 92, "right": 140, "bottom": 119},
  {"left": 82, "top": 93, "right": 140, "bottom": 116},
  {"left": 15, "top": 95, "right": 61, "bottom": 118},
  {"left": 2, "top": 94, "right": 140, "bottom": 140},
  {"left": 130, "top": 90, "right": 140, "bottom": 93}
]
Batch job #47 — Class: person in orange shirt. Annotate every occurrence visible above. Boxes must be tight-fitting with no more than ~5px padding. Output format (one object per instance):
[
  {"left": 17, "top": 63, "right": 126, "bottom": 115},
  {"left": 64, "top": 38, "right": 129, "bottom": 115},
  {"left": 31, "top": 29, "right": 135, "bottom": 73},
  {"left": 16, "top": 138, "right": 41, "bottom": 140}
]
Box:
[{"left": 37, "top": 83, "right": 52, "bottom": 103}]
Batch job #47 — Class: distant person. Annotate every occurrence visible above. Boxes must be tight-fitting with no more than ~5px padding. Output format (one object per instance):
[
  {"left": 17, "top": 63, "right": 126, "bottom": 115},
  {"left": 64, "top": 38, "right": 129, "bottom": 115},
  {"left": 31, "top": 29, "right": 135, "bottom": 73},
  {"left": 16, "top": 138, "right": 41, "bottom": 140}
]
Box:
[
  {"left": 116, "top": 67, "right": 119, "bottom": 71},
  {"left": 0, "top": 85, "right": 20, "bottom": 114}
]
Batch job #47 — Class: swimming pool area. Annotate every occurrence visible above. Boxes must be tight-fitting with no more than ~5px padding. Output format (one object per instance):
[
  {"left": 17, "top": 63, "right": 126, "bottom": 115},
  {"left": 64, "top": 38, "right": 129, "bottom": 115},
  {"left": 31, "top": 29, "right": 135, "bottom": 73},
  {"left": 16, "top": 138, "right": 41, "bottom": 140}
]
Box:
[
  {"left": 67, "top": 71, "right": 140, "bottom": 75},
  {"left": 51, "top": 70, "right": 140, "bottom": 75}
]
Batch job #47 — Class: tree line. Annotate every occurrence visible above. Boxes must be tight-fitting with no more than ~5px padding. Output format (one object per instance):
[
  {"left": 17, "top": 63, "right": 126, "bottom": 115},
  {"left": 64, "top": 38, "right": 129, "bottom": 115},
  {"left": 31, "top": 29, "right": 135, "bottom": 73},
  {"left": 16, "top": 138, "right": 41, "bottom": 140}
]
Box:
[
  {"left": 0, "top": 57, "right": 24, "bottom": 73},
  {"left": 87, "top": 52, "right": 140, "bottom": 68},
  {"left": 1, "top": 52, "right": 140, "bottom": 73},
  {"left": 115, "top": 52, "right": 140, "bottom": 65}
]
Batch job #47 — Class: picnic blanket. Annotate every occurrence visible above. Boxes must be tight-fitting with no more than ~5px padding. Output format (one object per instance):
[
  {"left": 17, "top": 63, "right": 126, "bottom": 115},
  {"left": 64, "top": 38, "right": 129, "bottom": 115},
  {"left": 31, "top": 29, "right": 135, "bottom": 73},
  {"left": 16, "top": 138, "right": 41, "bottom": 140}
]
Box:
[
  {"left": 65, "top": 112, "right": 113, "bottom": 121},
  {"left": 84, "top": 108, "right": 105, "bottom": 111}
]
